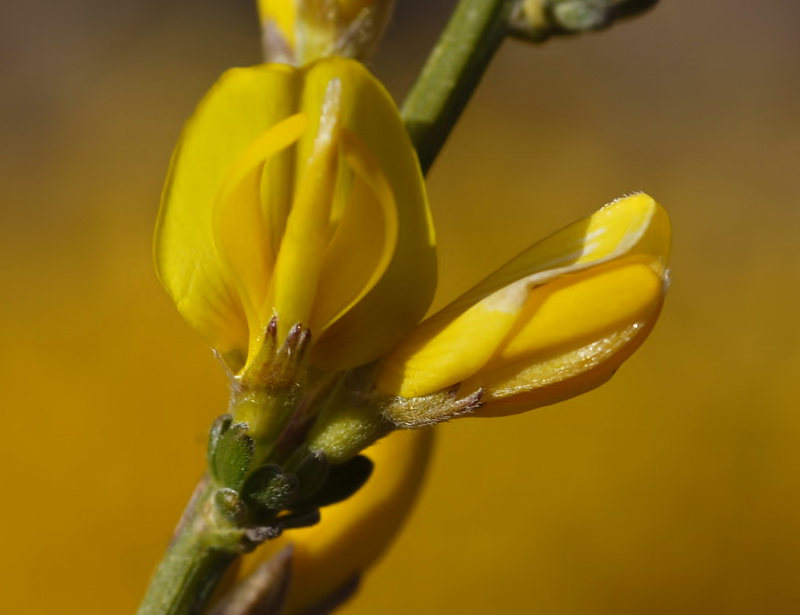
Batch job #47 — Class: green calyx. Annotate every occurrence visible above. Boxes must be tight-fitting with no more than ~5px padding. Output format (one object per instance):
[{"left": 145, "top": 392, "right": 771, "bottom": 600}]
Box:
[{"left": 206, "top": 413, "right": 376, "bottom": 543}]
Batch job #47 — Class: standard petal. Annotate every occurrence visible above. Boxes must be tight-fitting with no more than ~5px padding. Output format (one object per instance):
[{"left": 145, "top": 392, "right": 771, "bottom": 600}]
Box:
[
  {"left": 155, "top": 64, "right": 299, "bottom": 361},
  {"left": 310, "top": 128, "right": 399, "bottom": 336},
  {"left": 307, "top": 58, "right": 437, "bottom": 371},
  {"left": 377, "top": 193, "right": 669, "bottom": 398},
  {"left": 267, "top": 78, "right": 342, "bottom": 341}
]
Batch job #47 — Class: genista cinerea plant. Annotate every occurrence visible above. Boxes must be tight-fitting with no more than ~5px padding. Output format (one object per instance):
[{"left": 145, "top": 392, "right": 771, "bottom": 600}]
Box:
[{"left": 138, "top": 1, "right": 666, "bottom": 614}]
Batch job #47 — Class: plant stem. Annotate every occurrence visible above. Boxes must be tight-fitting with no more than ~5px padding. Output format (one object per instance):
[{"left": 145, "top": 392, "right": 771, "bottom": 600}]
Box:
[
  {"left": 401, "top": 0, "right": 516, "bottom": 174},
  {"left": 137, "top": 478, "right": 239, "bottom": 615}
]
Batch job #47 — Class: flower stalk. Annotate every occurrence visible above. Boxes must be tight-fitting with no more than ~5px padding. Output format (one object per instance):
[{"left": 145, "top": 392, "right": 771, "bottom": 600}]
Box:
[
  {"left": 136, "top": 479, "right": 244, "bottom": 615},
  {"left": 403, "top": 0, "right": 661, "bottom": 174},
  {"left": 401, "top": 0, "right": 515, "bottom": 174}
]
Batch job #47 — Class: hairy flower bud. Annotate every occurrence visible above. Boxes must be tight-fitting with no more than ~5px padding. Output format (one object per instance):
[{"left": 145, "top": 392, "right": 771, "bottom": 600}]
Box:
[{"left": 258, "top": 0, "right": 396, "bottom": 64}]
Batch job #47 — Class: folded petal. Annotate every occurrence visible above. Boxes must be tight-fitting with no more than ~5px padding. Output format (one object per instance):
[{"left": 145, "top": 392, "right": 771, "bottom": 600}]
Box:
[
  {"left": 310, "top": 127, "right": 399, "bottom": 336},
  {"left": 377, "top": 193, "right": 669, "bottom": 400},
  {"left": 492, "top": 260, "right": 662, "bottom": 364},
  {"left": 439, "top": 192, "right": 669, "bottom": 322},
  {"left": 307, "top": 58, "right": 437, "bottom": 371},
  {"left": 267, "top": 77, "right": 343, "bottom": 342},
  {"left": 468, "top": 260, "right": 665, "bottom": 417},
  {"left": 155, "top": 64, "right": 300, "bottom": 363},
  {"left": 214, "top": 113, "right": 308, "bottom": 358}
]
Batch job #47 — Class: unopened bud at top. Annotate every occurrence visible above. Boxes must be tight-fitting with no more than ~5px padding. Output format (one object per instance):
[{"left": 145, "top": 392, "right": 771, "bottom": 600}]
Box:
[
  {"left": 510, "top": 0, "right": 660, "bottom": 42},
  {"left": 258, "top": 0, "right": 396, "bottom": 65}
]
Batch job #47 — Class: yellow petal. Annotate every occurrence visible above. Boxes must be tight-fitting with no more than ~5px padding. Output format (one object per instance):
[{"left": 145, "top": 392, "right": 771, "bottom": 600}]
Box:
[
  {"left": 256, "top": 0, "right": 297, "bottom": 51},
  {"left": 236, "top": 428, "right": 434, "bottom": 614},
  {"left": 257, "top": 0, "right": 394, "bottom": 64},
  {"left": 492, "top": 260, "right": 662, "bottom": 365},
  {"left": 307, "top": 58, "right": 436, "bottom": 371},
  {"left": 376, "top": 285, "right": 527, "bottom": 397},
  {"left": 377, "top": 193, "right": 669, "bottom": 398},
  {"left": 267, "top": 77, "right": 342, "bottom": 342},
  {"left": 445, "top": 192, "right": 669, "bottom": 319},
  {"left": 468, "top": 261, "right": 664, "bottom": 417},
  {"left": 155, "top": 64, "right": 299, "bottom": 360},
  {"left": 474, "top": 305, "right": 662, "bottom": 417},
  {"left": 213, "top": 113, "right": 307, "bottom": 356},
  {"left": 310, "top": 127, "right": 399, "bottom": 336}
]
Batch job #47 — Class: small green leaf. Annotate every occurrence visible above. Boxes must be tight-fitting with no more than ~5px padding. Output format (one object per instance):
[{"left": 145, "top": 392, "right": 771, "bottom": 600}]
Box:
[
  {"left": 244, "top": 465, "right": 299, "bottom": 512},
  {"left": 301, "top": 455, "right": 373, "bottom": 508},
  {"left": 292, "top": 452, "right": 330, "bottom": 504},
  {"left": 207, "top": 414, "right": 233, "bottom": 469},
  {"left": 278, "top": 507, "right": 321, "bottom": 530},
  {"left": 613, "top": 0, "right": 659, "bottom": 20},
  {"left": 212, "top": 423, "right": 254, "bottom": 490}
]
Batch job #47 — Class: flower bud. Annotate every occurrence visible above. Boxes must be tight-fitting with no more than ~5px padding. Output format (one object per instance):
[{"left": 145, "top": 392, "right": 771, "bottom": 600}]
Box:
[
  {"left": 510, "top": 0, "right": 660, "bottom": 42},
  {"left": 377, "top": 193, "right": 670, "bottom": 422},
  {"left": 258, "top": 0, "right": 396, "bottom": 65}
]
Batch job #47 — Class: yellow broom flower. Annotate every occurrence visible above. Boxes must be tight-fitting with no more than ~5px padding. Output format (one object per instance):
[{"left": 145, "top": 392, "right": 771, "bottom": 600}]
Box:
[
  {"left": 154, "top": 57, "right": 435, "bottom": 378},
  {"left": 146, "top": 4, "right": 671, "bottom": 614}
]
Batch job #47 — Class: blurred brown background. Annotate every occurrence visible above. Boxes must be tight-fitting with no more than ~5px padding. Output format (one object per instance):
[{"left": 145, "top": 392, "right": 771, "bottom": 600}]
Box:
[{"left": 2, "top": 1, "right": 799, "bottom": 613}]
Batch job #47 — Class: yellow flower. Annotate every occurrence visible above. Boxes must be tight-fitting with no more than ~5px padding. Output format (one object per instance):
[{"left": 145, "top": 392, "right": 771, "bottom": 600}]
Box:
[
  {"left": 154, "top": 45, "right": 670, "bottom": 614},
  {"left": 155, "top": 46, "right": 669, "bottom": 451},
  {"left": 375, "top": 193, "right": 670, "bottom": 423},
  {"left": 154, "top": 57, "right": 435, "bottom": 376},
  {"left": 257, "top": 0, "right": 395, "bottom": 64}
]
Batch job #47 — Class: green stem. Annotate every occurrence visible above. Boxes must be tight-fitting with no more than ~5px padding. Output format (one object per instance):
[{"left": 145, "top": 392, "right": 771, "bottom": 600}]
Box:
[
  {"left": 137, "top": 478, "right": 239, "bottom": 615},
  {"left": 401, "top": 0, "right": 516, "bottom": 174}
]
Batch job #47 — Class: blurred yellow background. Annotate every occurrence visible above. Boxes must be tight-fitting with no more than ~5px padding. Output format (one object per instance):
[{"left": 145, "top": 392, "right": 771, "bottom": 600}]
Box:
[{"left": 2, "top": 1, "right": 799, "bottom": 613}]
